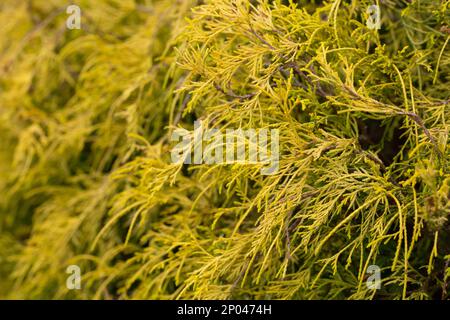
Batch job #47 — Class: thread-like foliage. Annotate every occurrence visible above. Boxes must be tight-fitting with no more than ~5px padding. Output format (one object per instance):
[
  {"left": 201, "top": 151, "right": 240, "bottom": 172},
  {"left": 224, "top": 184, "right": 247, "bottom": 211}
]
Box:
[{"left": 0, "top": 0, "right": 449, "bottom": 300}]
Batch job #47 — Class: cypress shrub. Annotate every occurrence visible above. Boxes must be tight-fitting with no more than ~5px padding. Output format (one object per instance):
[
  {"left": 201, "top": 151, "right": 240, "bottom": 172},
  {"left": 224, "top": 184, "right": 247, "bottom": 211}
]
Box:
[{"left": 0, "top": 0, "right": 449, "bottom": 299}]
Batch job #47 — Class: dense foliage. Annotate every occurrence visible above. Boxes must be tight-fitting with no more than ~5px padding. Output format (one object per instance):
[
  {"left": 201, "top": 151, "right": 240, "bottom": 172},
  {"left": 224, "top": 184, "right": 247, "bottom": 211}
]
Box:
[{"left": 0, "top": 0, "right": 449, "bottom": 299}]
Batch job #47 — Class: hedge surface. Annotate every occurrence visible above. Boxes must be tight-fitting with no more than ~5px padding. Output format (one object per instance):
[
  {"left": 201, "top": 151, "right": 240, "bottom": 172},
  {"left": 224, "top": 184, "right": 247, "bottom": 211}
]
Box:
[{"left": 0, "top": 0, "right": 449, "bottom": 299}]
